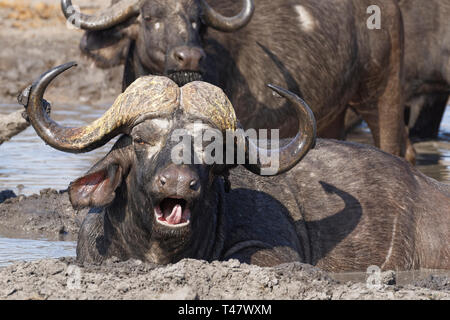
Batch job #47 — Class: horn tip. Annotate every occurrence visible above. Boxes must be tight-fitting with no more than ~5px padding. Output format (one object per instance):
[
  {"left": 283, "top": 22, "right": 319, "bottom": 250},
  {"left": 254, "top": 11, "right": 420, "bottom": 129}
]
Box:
[
  {"left": 267, "top": 84, "right": 286, "bottom": 95},
  {"left": 56, "top": 61, "right": 78, "bottom": 74},
  {"left": 53, "top": 61, "right": 78, "bottom": 73},
  {"left": 65, "top": 61, "right": 78, "bottom": 68}
]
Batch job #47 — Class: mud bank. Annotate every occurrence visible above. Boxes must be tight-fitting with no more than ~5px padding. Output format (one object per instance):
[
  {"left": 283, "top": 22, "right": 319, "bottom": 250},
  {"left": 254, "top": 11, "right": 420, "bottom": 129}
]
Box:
[
  {"left": 0, "top": 258, "right": 448, "bottom": 300},
  {"left": 0, "top": 189, "right": 86, "bottom": 240},
  {"left": 0, "top": 110, "right": 29, "bottom": 145}
]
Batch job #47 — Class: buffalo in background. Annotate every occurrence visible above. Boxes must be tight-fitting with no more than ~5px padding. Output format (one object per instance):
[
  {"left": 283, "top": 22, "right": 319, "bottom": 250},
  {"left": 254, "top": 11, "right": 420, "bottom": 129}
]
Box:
[
  {"left": 62, "top": 0, "right": 415, "bottom": 162},
  {"left": 346, "top": 0, "right": 450, "bottom": 140},
  {"left": 398, "top": 0, "right": 450, "bottom": 140}
]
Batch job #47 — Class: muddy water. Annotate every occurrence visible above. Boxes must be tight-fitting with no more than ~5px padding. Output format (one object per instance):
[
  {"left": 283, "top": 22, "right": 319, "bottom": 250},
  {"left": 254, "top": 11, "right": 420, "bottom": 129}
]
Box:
[
  {"left": 330, "top": 269, "right": 450, "bottom": 287},
  {"left": 0, "top": 103, "right": 449, "bottom": 267},
  {"left": 0, "top": 103, "right": 115, "bottom": 195},
  {"left": 0, "top": 237, "right": 75, "bottom": 267},
  {"left": 0, "top": 103, "right": 110, "bottom": 266}
]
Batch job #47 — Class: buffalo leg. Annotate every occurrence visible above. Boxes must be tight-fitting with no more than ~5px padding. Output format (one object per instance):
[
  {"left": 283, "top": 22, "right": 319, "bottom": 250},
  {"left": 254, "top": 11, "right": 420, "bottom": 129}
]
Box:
[
  {"left": 356, "top": 99, "right": 416, "bottom": 165},
  {"left": 410, "top": 93, "right": 448, "bottom": 140},
  {"left": 356, "top": 51, "right": 415, "bottom": 162},
  {"left": 355, "top": 2, "right": 415, "bottom": 164}
]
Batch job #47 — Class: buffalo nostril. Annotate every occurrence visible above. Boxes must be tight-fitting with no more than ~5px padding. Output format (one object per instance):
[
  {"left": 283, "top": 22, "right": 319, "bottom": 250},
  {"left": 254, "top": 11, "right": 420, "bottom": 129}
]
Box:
[
  {"left": 174, "top": 51, "right": 185, "bottom": 63},
  {"left": 172, "top": 47, "right": 205, "bottom": 70}
]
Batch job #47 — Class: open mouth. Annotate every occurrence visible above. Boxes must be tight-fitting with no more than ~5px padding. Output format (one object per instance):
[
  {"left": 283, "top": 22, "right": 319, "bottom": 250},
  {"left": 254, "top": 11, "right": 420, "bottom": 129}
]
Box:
[
  {"left": 154, "top": 197, "right": 191, "bottom": 227},
  {"left": 168, "top": 71, "right": 203, "bottom": 86}
]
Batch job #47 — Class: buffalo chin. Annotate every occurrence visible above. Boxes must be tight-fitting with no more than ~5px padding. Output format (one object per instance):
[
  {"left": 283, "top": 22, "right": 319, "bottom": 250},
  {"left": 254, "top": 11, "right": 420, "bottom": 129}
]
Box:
[{"left": 168, "top": 71, "right": 203, "bottom": 86}]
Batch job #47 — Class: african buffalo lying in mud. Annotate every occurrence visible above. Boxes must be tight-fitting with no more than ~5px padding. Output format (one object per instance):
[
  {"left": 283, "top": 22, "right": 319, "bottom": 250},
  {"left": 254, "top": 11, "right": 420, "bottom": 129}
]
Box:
[
  {"left": 63, "top": 0, "right": 414, "bottom": 162},
  {"left": 23, "top": 63, "right": 449, "bottom": 271},
  {"left": 397, "top": 0, "right": 450, "bottom": 140}
]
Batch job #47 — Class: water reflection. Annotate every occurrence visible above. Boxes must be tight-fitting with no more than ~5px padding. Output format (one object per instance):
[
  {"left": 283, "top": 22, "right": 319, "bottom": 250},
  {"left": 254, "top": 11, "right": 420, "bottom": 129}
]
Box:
[
  {"left": 0, "top": 236, "right": 76, "bottom": 267},
  {"left": 415, "top": 141, "right": 450, "bottom": 183},
  {"left": 0, "top": 103, "right": 116, "bottom": 195}
]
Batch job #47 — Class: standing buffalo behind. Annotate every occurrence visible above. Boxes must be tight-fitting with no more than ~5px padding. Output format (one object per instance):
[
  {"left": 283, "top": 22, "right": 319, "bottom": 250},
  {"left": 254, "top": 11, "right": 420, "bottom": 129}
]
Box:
[
  {"left": 24, "top": 63, "right": 449, "bottom": 271},
  {"left": 346, "top": 0, "right": 450, "bottom": 140},
  {"left": 62, "top": 0, "right": 415, "bottom": 163},
  {"left": 398, "top": 0, "right": 450, "bottom": 140}
]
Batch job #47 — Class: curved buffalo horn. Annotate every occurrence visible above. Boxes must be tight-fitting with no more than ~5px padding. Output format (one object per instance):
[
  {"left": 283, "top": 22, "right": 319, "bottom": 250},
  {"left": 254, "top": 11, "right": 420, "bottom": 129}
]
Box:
[
  {"left": 242, "top": 85, "right": 317, "bottom": 176},
  {"left": 200, "top": 0, "right": 255, "bottom": 32},
  {"left": 26, "top": 63, "right": 177, "bottom": 154},
  {"left": 26, "top": 62, "right": 122, "bottom": 153},
  {"left": 61, "top": 0, "right": 140, "bottom": 31}
]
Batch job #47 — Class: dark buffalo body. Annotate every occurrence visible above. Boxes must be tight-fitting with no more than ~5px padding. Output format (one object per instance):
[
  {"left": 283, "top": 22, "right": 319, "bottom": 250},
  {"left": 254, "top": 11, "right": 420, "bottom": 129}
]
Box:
[
  {"left": 76, "top": 137, "right": 450, "bottom": 271},
  {"left": 66, "top": 0, "right": 414, "bottom": 161}
]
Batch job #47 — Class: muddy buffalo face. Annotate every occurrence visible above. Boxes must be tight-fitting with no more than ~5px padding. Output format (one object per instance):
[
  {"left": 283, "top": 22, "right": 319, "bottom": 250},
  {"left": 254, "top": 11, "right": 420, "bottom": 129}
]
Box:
[
  {"left": 69, "top": 119, "right": 225, "bottom": 238},
  {"left": 25, "top": 62, "right": 315, "bottom": 239},
  {"left": 136, "top": 0, "right": 206, "bottom": 85},
  {"left": 124, "top": 119, "right": 231, "bottom": 236},
  {"left": 62, "top": 0, "right": 254, "bottom": 87}
]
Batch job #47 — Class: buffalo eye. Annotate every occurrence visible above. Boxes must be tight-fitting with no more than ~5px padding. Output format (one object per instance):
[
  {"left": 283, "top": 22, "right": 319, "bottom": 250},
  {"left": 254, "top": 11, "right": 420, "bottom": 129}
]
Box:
[
  {"left": 143, "top": 15, "right": 151, "bottom": 22},
  {"left": 134, "top": 138, "right": 147, "bottom": 146},
  {"left": 134, "top": 137, "right": 159, "bottom": 148},
  {"left": 144, "top": 17, "right": 162, "bottom": 31}
]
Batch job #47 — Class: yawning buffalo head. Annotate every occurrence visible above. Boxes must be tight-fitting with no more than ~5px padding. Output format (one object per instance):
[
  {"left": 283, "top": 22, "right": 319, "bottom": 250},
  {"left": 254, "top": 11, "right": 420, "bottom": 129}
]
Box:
[
  {"left": 25, "top": 62, "right": 315, "bottom": 252},
  {"left": 62, "top": 0, "right": 254, "bottom": 88}
]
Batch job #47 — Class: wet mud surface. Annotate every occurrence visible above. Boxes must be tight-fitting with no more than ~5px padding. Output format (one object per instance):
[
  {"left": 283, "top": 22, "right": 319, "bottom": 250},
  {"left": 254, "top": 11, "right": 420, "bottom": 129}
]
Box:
[
  {"left": 0, "top": 189, "right": 86, "bottom": 241},
  {"left": 0, "top": 258, "right": 448, "bottom": 300}
]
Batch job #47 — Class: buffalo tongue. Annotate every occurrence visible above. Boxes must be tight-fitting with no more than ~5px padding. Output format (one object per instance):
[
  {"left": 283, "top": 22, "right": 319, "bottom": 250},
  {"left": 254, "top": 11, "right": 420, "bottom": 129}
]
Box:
[{"left": 164, "top": 204, "right": 183, "bottom": 225}]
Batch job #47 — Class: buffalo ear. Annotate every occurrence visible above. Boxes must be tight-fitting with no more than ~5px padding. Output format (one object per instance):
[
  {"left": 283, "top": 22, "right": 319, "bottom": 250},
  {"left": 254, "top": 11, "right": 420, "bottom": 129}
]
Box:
[
  {"left": 69, "top": 164, "right": 123, "bottom": 210},
  {"left": 80, "top": 20, "right": 139, "bottom": 69}
]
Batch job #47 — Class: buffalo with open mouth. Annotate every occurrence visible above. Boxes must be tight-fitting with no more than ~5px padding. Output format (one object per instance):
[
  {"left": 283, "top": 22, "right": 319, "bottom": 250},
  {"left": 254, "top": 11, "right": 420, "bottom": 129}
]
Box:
[
  {"left": 25, "top": 62, "right": 316, "bottom": 265},
  {"left": 23, "top": 63, "right": 449, "bottom": 271}
]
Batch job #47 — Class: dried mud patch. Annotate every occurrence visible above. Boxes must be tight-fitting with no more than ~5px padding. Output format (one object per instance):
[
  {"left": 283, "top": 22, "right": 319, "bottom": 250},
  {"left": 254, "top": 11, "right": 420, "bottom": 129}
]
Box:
[
  {"left": 0, "top": 0, "right": 122, "bottom": 106},
  {"left": 0, "top": 189, "right": 87, "bottom": 240},
  {"left": 0, "top": 258, "right": 448, "bottom": 300}
]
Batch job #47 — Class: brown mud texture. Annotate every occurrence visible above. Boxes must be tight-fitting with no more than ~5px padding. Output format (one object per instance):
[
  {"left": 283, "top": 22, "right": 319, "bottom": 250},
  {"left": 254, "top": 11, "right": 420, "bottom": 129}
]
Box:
[
  {"left": 0, "top": 189, "right": 87, "bottom": 240},
  {"left": 0, "top": 0, "right": 121, "bottom": 106},
  {"left": 0, "top": 258, "right": 449, "bottom": 300},
  {"left": 0, "top": 111, "right": 29, "bottom": 145}
]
